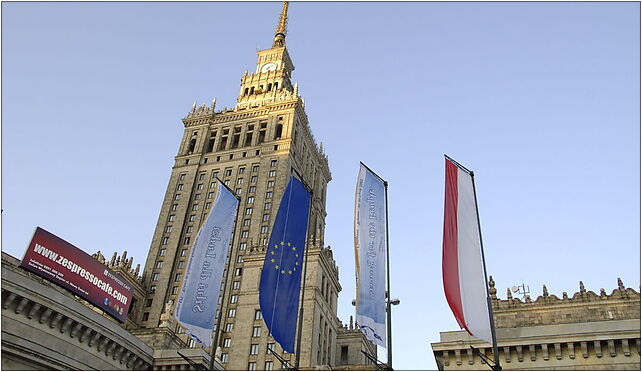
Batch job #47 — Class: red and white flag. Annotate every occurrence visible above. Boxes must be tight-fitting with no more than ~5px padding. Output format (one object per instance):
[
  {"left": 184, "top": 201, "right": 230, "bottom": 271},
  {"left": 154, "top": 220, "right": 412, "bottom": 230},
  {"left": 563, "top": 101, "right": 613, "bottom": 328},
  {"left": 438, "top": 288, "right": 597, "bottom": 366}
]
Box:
[{"left": 442, "top": 156, "right": 493, "bottom": 344}]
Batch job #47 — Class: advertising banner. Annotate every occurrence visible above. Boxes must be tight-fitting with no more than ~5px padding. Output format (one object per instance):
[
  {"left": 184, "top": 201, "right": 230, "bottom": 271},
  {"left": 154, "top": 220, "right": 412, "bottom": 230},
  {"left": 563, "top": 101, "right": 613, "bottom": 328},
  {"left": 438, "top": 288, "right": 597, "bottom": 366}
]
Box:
[{"left": 20, "top": 227, "right": 133, "bottom": 323}]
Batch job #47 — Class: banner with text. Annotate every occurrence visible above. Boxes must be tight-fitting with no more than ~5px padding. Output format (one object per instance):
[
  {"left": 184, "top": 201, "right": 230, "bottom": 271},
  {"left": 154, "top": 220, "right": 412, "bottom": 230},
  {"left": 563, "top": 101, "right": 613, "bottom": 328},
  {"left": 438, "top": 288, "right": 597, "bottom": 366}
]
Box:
[
  {"left": 354, "top": 163, "right": 387, "bottom": 347},
  {"left": 20, "top": 227, "right": 134, "bottom": 322},
  {"left": 175, "top": 180, "right": 239, "bottom": 347}
]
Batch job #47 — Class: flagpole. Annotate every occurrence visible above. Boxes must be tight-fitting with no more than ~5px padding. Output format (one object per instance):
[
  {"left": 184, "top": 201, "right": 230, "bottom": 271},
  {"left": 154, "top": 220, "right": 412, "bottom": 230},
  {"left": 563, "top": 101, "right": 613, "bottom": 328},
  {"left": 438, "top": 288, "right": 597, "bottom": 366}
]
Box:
[
  {"left": 383, "top": 180, "right": 393, "bottom": 371},
  {"left": 469, "top": 172, "right": 501, "bottom": 371},
  {"left": 208, "top": 178, "right": 241, "bottom": 371},
  {"left": 293, "top": 172, "right": 313, "bottom": 370}
]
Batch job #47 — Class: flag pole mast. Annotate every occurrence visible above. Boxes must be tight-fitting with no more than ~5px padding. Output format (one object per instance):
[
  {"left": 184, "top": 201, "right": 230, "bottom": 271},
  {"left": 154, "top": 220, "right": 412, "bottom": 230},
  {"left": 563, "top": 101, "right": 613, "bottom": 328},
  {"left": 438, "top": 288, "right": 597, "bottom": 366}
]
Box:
[
  {"left": 293, "top": 172, "right": 314, "bottom": 370},
  {"left": 383, "top": 180, "right": 393, "bottom": 371},
  {"left": 470, "top": 172, "right": 501, "bottom": 371},
  {"left": 208, "top": 178, "right": 241, "bottom": 371}
]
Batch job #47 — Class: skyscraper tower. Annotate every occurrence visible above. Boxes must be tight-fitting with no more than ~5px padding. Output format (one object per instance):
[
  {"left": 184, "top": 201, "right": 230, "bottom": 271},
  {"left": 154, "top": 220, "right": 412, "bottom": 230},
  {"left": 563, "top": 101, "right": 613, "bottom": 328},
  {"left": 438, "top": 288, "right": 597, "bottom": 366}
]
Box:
[{"left": 138, "top": 3, "right": 356, "bottom": 369}]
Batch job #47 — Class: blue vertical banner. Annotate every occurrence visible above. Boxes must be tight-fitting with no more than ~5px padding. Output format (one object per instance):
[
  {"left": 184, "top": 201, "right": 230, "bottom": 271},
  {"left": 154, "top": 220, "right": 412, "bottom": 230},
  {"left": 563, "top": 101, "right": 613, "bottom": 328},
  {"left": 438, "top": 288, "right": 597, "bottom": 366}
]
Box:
[
  {"left": 354, "top": 163, "right": 387, "bottom": 347},
  {"left": 175, "top": 180, "right": 239, "bottom": 347},
  {"left": 259, "top": 176, "right": 311, "bottom": 353}
]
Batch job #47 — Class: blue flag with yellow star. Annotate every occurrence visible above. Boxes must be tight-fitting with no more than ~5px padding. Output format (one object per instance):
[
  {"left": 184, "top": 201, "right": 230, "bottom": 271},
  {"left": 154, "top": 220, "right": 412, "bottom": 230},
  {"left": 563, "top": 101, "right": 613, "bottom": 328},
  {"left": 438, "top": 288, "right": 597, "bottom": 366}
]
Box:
[{"left": 259, "top": 176, "right": 311, "bottom": 353}]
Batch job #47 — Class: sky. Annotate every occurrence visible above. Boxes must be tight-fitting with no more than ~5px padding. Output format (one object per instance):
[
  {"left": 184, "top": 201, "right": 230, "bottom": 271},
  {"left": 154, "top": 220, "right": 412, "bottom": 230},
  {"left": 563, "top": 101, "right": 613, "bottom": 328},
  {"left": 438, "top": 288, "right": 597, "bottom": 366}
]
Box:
[{"left": 2, "top": 2, "right": 640, "bottom": 370}]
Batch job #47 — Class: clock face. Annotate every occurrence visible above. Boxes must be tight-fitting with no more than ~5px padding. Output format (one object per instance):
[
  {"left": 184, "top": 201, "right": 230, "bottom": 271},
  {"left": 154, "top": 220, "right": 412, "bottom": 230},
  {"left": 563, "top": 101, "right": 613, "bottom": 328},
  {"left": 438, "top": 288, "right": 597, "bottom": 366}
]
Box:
[{"left": 261, "top": 62, "right": 277, "bottom": 72}]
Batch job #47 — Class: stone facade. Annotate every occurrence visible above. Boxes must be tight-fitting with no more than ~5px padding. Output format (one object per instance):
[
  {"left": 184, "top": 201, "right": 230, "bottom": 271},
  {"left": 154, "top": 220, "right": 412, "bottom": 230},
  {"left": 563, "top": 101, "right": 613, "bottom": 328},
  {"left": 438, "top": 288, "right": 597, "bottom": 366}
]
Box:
[{"left": 431, "top": 278, "right": 641, "bottom": 370}]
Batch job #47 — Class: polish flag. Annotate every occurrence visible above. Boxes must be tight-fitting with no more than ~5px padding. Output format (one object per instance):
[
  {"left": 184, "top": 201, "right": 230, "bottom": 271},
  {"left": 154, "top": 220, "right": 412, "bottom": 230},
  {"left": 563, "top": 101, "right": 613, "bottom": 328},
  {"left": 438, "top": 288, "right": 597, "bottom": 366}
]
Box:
[{"left": 442, "top": 156, "right": 493, "bottom": 344}]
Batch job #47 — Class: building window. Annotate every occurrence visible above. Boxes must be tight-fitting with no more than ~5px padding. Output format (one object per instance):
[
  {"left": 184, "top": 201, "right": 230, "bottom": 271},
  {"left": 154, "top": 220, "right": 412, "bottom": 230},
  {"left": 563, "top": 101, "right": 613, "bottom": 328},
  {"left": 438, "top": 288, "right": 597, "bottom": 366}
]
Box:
[
  {"left": 174, "top": 194, "right": 181, "bottom": 201},
  {"left": 262, "top": 214, "right": 270, "bottom": 222},
  {"left": 171, "top": 286, "right": 178, "bottom": 295},
  {"left": 155, "top": 261, "right": 163, "bottom": 269},
  {"left": 181, "top": 249, "right": 188, "bottom": 257},
  {"left": 187, "top": 226, "right": 193, "bottom": 233},
  {"left": 267, "top": 180, "right": 274, "bottom": 188},
  {"left": 195, "top": 194, "right": 202, "bottom": 201},
  {"left": 212, "top": 170, "right": 219, "bottom": 179},
  {"left": 250, "top": 175, "right": 258, "bottom": 183},
  {"left": 224, "top": 179, "right": 230, "bottom": 186},
  {"left": 189, "top": 215, "right": 195, "bottom": 222},
  {"left": 179, "top": 173, "right": 186, "bottom": 181},
  {"left": 199, "top": 173, "right": 206, "bottom": 181},
  {"left": 249, "top": 186, "right": 256, "bottom": 193},
  {"left": 239, "top": 167, "right": 245, "bottom": 174},
  {"left": 142, "top": 312, "right": 149, "bottom": 321},
  {"left": 266, "top": 191, "right": 273, "bottom": 199},
  {"left": 225, "top": 323, "right": 234, "bottom": 332},
  {"left": 235, "top": 268, "right": 243, "bottom": 276},
  {"left": 247, "top": 196, "right": 254, "bottom": 204},
  {"left": 239, "top": 242, "right": 247, "bottom": 251},
  {"left": 165, "top": 226, "right": 172, "bottom": 233},
  {"left": 236, "top": 188, "right": 242, "bottom": 195},
  {"left": 241, "top": 230, "right": 249, "bottom": 238},
  {"left": 260, "top": 226, "right": 269, "bottom": 234},
  {"left": 223, "top": 338, "right": 231, "bottom": 347},
  {"left": 237, "top": 178, "right": 244, "bottom": 185},
  {"left": 233, "top": 281, "right": 241, "bottom": 290},
  {"left": 159, "top": 248, "right": 166, "bottom": 256},
  {"left": 168, "top": 215, "right": 176, "bottom": 221},
  {"left": 228, "top": 308, "right": 236, "bottom": 318},
  {"left": 245, "top": 208, "right": 253, "bottom": 215},
  {"left": 252, "top": 326, "right": 261, "bottom": 337},
  {"left": 248, "top": 362, "right": 257, "bottom": 371},
  {"left": 269, "top": 170, "right": 276, "bottom": 177},
  {"left": 255, "top": 309, "right": 263, "bottom": 320},
  {"left": 177, "top": 184, "right": 184, "bottom": 191},
  {"left": 271, "top": 160, "right": 278, "bottom": 167},
  {"left": 250, "top": 344, "right": 259, "bottom": 355},
  {"left": 205, "top": 202, "right": 211, "bottom": 209},
  {"left": 221, "top": 353, "right": 229, "bottom": 363},
  {"left": 171, "top": 204, "right": 178, "bottom": 211},
  {"left": 152, "top": 273, "right": 160, "bottom": 281},
  {"left": 243, "top": 218, "right": 251, "bottom": 226},
  {"left": 192, "top": 204, "right": 198, "bottom": 211},
  {"left": 149, "top": 285, "right": 156, "bottom": 294},
  {"left": 197, "top": 183, "right": 204, "bottom": 190},
  {"left": 145, "top": 299, "right": 153, "bottom": 307},
  {"left": 252, "top": 165, "right": 259, "bottom": 172},
  {"left": 225, "top": 169, "right": 232, "bottom": 176},
  {"left": 183, "top": 237, "right": 191, "bottom": 245},
  {"left": 208, "top": 191, "right": 214, "bottom": 198},
  {"left": 237, "top": 255, "right": 244, "bottom": 263},
  {"left": 264, "top": 202, "right": 272, "bottom": 210},
  {"left": 178, "top": 261, "right": 185, "bottom": 269},
  {"left": 265, "top": 361, "right": 274, "bottom": 370},
  {"left": 231, "top": 295, "right": 238, "bottom": 304}
]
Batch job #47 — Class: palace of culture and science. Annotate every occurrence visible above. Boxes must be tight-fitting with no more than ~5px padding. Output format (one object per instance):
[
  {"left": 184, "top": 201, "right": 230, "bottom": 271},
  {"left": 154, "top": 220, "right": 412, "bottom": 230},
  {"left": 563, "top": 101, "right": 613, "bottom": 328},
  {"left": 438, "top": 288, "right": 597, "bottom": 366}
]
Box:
[{"left": 1, "top": 2, "right": 375, "bottom": 371}]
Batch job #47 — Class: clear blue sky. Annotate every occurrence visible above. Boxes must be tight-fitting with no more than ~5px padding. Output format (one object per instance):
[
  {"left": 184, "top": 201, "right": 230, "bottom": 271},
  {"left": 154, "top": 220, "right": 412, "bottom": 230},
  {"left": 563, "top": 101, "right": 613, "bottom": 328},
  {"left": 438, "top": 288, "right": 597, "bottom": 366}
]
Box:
[{"left": 2, "top": 2, "right": 639, "bottom": 370}]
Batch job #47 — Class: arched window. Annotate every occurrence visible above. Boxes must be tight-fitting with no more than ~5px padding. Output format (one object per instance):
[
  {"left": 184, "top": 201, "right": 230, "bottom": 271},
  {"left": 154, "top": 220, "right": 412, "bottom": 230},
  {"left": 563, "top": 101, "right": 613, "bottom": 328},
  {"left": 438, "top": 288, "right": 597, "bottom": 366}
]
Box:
[
  {"left": 244, "top": 88, "right": 249, "bottom": 95},
  {"left": 250, "top": 87, "right": 255, "bottom": 94},
  {"left": 274, "top": 124, "right": 283, "bottom": 140},
  {"left": 273, "top": 82, "right": 278, "bottom": 90},
  {"left": 267, "top": 83, "right": 272, "bottom": 91},
  {"left": 187, "top": 138, "right": 196, "bottom": 154}
]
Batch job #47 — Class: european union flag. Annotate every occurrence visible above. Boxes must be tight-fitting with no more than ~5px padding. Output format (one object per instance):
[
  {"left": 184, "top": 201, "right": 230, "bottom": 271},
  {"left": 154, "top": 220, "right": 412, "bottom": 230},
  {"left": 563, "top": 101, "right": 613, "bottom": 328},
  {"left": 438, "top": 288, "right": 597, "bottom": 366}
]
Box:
[{"left": 259, "top": 176, "right": 311, "bottom": 353}]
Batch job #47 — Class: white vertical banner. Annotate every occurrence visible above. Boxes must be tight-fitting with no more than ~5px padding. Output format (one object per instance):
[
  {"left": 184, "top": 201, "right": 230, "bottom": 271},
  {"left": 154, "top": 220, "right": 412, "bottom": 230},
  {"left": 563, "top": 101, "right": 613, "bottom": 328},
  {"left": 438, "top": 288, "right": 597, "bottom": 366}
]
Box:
[
  {"left": 175, "top": 180, "right": 239, "bottom": 347},
  {"left": 354, "top": 163, "right": 387, "bottom": 347}
]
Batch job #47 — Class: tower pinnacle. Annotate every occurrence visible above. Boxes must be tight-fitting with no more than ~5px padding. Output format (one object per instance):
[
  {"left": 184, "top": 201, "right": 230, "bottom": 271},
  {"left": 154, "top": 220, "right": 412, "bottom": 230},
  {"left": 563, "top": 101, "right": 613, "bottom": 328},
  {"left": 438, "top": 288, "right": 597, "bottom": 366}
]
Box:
[{"left": 272, "top": 1, "right": 289, "bottom": 47}]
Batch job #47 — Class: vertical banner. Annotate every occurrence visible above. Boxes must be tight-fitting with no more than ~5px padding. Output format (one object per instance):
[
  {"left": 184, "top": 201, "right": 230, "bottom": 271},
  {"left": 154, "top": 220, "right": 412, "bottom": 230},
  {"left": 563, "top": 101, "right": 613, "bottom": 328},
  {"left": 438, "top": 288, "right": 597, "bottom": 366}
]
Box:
[
  {"left": 354, "top": 163, "right": 387, "bottom": 347},
  {"left": 259, "top": 176, "right": 311, "bottom": 353},
  {"left": 442, "top": 156, "right": 493, "bottom": 344},
  {"left": 175, "top": 180, "right": 239, "bottom": 347}
]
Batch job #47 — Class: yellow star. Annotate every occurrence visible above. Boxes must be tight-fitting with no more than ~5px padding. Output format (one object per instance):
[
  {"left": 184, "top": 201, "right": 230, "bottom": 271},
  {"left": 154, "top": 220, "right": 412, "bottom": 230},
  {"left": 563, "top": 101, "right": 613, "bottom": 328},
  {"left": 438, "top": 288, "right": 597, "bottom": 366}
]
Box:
[
  {"left": 275, "top": 265, "right": 279, "bottom": 269},
  {"left": 288, "top": 270, "right": 292, "bottom": 274},
  {"left": 270, "top": 258, "right": 275, "bottom": 263},
  {"left": 295, "top": 262, "right": 299, "bottom": 266},
  {"left": 287, "top": 242, "right": 291, "bottom": 246},
  {"left": 292, "top": 246, "right": 296, "bottom": 251},
  {"left": 280, "top": 241, "right": 285, "bottom": 246},
  {"left": 271, "top": 251, "right": 275, "bottom": 255},
  {"left": 295, "top": 254, "right": 299, "bottom": 257},
  {"left": 293, "top": 267, "right": 297, "bottom": 271},
  {"left": 274, "top": 244, "right": 278, "bottom": 249},
  {"left": 281, "top": 270, "right": 285, "bottom": 274}
]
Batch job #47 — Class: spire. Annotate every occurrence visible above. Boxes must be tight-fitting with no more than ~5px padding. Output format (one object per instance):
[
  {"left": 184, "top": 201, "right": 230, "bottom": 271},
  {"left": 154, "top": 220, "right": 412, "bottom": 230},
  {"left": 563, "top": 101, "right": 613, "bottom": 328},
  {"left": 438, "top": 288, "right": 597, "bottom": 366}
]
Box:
[{"left": 272, "top": 1, "right": 289, "bottom": 48}]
